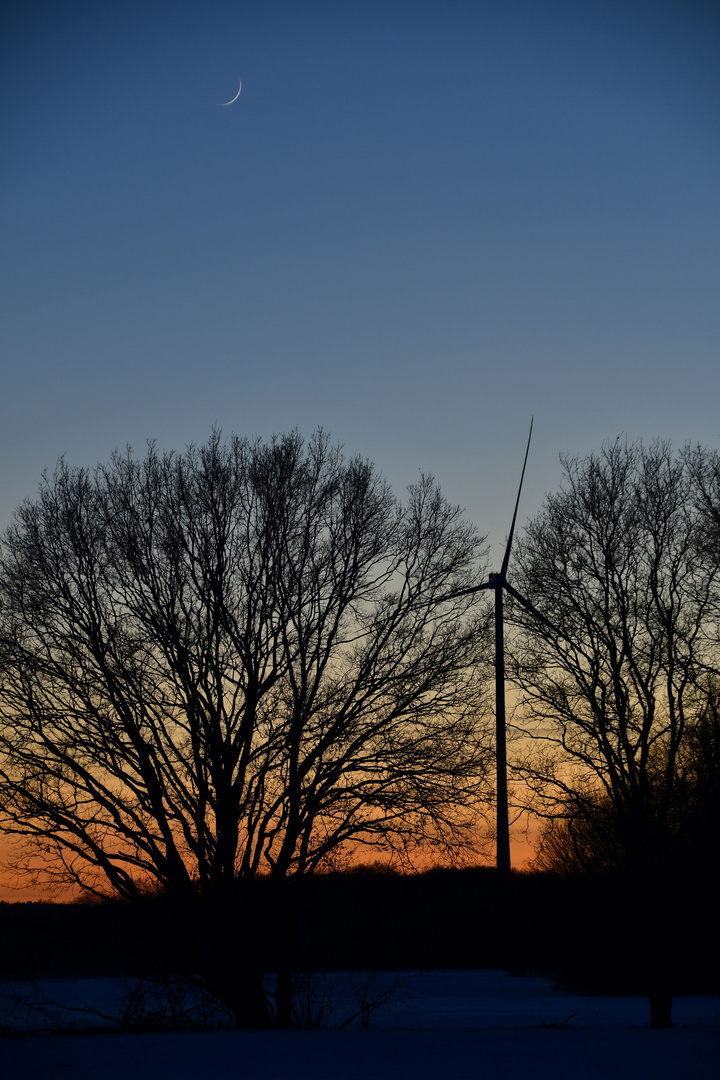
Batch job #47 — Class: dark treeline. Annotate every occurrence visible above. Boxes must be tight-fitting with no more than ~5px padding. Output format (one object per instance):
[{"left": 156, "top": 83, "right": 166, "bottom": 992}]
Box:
[{"left": 2, "top": 865, "right": 718, "bottom": 995}]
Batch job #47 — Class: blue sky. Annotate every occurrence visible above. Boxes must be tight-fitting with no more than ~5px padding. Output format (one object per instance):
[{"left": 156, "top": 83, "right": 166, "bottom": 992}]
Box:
[{"left": 2, "top": 0, "right": 719, "bottom": 562}]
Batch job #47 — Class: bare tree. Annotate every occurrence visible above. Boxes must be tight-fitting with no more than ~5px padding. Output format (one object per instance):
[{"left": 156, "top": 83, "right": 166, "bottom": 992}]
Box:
[
  {"left": 534, "top": 678, "right": 720, "bottom": 881},
  {"left": 685, "top": 443, "right": 720, "bottom": 543},
  {"left": 508, "top": 440, "right": 720, "bottom": 1027},
  {"left": 0, "top": 430, "right": 492, "bottom": 1026}
]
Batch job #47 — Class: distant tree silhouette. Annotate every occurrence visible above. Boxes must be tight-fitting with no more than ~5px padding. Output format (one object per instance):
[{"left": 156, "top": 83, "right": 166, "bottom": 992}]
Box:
[
  {"left": 685, "top": 442, "right": 720, "bottom": 550},
  {"left": 680, "top": 445, "right": 720, "bottom": 870},
  {"left": 535, "top": 678, "right": 720, "bottom": 879},
  {"left": 0, "top": 430, "right": 492, "bottom": 1027},
  {"left": 508, "top": 440, "right": 720, "bottom": 1027}
]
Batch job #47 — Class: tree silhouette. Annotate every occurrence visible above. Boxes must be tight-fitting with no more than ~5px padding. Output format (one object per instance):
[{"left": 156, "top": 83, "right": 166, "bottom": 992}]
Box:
[
  {"left": 0, "top": 430, "right": 492, "bottom": 1026},
  {"left": 509, "top": 440, "right": 720, "bottom": 1027}
]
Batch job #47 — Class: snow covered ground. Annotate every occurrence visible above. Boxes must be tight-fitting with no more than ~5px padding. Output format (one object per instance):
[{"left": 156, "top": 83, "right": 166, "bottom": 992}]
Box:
[{"left": 2, "top": 971, "right": 719, "bottom": 1079}]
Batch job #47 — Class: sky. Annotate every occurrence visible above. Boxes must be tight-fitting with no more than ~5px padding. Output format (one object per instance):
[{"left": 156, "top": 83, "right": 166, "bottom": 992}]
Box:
[
  {"left": 2, "top": 0, "right": 719, "bottom": 565},
  {"left": 1, "top": 0, "right": 719, "bottom": 889}
]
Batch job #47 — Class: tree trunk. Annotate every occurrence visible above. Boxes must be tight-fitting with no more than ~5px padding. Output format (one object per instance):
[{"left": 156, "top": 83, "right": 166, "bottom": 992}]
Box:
[
  {"left": 273, "top": 874, "right": 301, "bottom": 1028},
  {"left": 649, "top": 988, "right": 673, "bottom": 1029},
  {"left": 206, "top": 966, "right": 274, "bottom": 1029},
  {"left": 639, "top": 866, "right": 675, "bottom": 1029},
  {"left": 160, "top": 886, "right": 276, "bottom": 1029},
  {"left": 275, "top": 968, "right": 293, "bottom": 1028}
]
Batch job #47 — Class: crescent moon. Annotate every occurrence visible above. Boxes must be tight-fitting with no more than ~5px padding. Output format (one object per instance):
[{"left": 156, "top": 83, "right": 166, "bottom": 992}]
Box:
[{"left": 219, "top": 79, "right": 242, "bottom": 106}]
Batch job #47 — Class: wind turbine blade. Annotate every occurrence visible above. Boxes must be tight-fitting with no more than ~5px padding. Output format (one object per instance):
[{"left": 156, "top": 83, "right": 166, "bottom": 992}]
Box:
[
  {"left": 500, "top": 417, "right": 533, "bottom": 579},
  {"left": 504, "top": 581, "right": 594, "bottom": 664},
  {"left": 503, "top": 581, "right": 565, "bottom": 638},
  {"left": 434, "top": 579, "right": 495, "bottom": 604}
]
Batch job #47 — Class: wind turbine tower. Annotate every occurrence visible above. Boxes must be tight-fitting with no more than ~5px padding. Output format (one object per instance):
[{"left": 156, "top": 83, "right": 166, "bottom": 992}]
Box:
[{"left": 440, "top": 420, "right": 554, "bottom": 871}]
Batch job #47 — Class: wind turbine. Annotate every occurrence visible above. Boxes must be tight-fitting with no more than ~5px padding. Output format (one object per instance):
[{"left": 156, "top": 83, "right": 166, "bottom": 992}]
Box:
[{"left": 439, "top": 420, "right": 557, "bottom": 871}]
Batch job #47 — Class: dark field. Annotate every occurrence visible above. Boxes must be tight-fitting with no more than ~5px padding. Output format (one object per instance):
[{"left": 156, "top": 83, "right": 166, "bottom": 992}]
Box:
[{"left": 2, "top": 867, "right": 719, "bottom": 996}]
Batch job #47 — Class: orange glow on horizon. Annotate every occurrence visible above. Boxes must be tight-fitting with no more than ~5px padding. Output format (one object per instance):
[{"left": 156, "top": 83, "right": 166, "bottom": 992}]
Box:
[{"left": 0, "top": 827, "right": 540, "bottom": 903}]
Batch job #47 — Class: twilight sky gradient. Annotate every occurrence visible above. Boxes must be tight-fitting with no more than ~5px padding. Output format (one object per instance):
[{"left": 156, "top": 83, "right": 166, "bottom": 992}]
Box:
[
  {"left": 2, "top": 0, "right": 719, "bottom": 563},
  {"left": 1, "top": 0, "right": 719, "bottom": 891}
]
